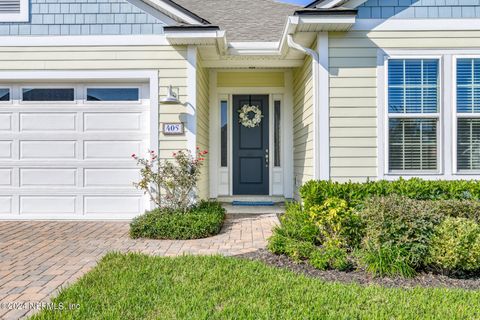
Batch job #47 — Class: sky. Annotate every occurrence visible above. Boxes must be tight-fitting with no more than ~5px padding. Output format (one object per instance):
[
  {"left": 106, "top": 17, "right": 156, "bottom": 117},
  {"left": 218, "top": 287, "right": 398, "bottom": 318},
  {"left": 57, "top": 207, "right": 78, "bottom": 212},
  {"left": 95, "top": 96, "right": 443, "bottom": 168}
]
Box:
[{"left": 278, "top": 0, "right": 311, "bottom": 5}]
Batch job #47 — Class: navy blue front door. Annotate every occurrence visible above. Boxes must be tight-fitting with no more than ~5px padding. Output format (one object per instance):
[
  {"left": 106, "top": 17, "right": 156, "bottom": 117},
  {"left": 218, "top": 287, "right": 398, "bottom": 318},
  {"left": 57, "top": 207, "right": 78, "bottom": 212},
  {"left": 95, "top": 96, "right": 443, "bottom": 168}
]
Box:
[{"left": 233, "top": 95, "right": 269, "bottom": 195}]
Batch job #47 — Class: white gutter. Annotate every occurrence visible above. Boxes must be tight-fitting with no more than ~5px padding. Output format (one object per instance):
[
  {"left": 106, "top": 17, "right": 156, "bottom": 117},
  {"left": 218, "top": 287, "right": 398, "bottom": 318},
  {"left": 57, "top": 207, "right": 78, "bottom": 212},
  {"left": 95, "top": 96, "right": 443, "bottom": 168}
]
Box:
[{"left": 287, "top": 34, "right": 330, "bottom": 181}]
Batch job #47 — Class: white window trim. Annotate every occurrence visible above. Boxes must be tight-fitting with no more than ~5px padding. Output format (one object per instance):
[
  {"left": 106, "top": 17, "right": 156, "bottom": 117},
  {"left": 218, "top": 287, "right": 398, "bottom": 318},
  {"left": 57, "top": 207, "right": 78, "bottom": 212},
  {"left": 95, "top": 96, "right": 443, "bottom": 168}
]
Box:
[
  {"left": 0, "top": 0, "right": 29, "bottom": 22},
  {"left": 452, "top": 55, "right": 480, "bottom": 175},
  {"left": 378, "top": 50, "right": 480, "bottom": 180},
  {"left": 382, "top": 55, "right": 443, "bottom": 177}
]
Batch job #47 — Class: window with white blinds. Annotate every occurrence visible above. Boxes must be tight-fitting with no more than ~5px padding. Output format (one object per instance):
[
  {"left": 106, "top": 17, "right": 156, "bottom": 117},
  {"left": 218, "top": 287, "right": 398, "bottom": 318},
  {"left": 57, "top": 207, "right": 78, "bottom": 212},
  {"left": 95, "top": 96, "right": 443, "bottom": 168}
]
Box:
[
  {"left": 387, "top": 59, "right": 440, "bottom": 172},
  {"left": 0, "top": 0, "right": 20, "bottom": 13},
  {"left": 457, "top": 58, "right": 480, "bottom": 171},
  {"left": 0, "top": 0, "right": 28, "bottom": 22}
]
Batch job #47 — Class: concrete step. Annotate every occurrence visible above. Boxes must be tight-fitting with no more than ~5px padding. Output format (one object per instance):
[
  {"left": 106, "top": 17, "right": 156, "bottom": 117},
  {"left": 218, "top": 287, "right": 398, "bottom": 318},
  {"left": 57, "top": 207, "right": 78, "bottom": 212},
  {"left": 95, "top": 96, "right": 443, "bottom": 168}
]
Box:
[
  {"left": 217, "top": 195, "right": 286, "bottom": 204},
  {"left": 222, "top": 203, "right": 285, "bottom": 215}
]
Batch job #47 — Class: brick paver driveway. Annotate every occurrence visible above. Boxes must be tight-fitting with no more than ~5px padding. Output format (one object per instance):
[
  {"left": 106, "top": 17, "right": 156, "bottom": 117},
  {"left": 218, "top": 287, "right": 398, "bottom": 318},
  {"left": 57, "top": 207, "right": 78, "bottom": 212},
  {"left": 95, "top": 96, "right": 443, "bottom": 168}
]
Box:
[{"left": 0, "top": 214, "right": 278, "bottom": 319}]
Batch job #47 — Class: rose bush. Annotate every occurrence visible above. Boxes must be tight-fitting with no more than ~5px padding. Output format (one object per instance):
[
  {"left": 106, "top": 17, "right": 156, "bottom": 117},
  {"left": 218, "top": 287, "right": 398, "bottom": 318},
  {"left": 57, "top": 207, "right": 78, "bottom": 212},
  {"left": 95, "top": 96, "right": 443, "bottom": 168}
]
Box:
[{"left": 132, "top": 148, "right": 208, "bottom": 212}]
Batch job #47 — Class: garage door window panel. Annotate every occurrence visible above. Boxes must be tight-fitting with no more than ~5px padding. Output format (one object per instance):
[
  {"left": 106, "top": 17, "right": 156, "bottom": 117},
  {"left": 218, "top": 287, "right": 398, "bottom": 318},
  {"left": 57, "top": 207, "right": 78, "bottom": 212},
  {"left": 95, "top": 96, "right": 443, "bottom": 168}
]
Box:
[
  {"left": 86, "top": 88, "right": 140, "bottom": 102},
  {"left": 0, "top": 88, "right": 9, "bottom": 102},
  {"left": 22, "top": 88, "right": 75, "bottom": 102}
]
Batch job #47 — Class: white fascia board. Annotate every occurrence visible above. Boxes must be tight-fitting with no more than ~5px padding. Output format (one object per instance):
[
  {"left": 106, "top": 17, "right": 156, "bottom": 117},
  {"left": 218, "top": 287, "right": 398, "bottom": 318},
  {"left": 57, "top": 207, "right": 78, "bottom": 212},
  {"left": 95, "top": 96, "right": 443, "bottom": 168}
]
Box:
[
  {"left": 143, "top": 0, "right": 204, "bottom": 25},
  {"left": 354, "top": 19, "right": 480, "bottom": 31},
  {"left": 316, "top": 0, "right": 345, "bottom": 9},
  {"left": 164, "top": 30, "right": 222, "bottom": 45},
  {"left": 0, "top": 35, "right": 169, "bottom": 46},
  {"left": 165, "top": 30, "right": 220, "bottom": 39},
  {"left": 342, "top": 0, "right": 368, "bottom": 9},
  {"left": 298, "top": 15, "right": 355, "bottom": 25}
]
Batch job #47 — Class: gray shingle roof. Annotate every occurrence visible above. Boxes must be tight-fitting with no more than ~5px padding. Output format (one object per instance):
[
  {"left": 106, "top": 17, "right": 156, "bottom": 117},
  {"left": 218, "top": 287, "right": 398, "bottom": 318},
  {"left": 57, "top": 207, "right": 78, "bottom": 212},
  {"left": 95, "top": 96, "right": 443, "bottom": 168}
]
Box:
[{"left": 171, "top": 0, "right": 301, "bottom": 42}]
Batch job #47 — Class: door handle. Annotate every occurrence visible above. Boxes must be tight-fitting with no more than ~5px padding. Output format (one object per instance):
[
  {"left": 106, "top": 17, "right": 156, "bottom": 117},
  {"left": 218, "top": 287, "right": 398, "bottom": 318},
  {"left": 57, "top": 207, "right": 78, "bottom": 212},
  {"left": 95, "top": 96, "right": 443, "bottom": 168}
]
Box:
[{"left": 265, "top": 149, "right": 269, "bottom": 167}]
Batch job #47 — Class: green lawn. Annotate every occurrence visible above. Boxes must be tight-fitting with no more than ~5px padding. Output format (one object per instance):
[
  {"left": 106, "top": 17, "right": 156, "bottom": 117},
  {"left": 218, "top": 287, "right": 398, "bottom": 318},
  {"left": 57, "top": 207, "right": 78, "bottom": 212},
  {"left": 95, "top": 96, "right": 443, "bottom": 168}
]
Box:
[{"left": 31, "top": 253, "right": 480, "bottom": 320}]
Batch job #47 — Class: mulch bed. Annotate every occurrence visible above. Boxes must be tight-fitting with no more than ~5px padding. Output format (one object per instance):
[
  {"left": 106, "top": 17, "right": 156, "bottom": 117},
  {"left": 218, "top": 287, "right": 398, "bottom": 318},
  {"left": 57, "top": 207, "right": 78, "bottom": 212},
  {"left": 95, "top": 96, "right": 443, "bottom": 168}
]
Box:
[{"left": 236, "top": 249, "right": 480, "bottom": 290}]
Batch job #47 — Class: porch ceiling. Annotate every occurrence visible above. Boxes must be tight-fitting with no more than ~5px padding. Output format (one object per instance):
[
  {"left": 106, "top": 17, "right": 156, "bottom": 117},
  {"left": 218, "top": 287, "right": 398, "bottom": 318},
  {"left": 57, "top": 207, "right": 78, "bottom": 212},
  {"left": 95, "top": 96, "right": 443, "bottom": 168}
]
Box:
[{"left": 197, "top": 32, "right": 316, "bottom": 69}]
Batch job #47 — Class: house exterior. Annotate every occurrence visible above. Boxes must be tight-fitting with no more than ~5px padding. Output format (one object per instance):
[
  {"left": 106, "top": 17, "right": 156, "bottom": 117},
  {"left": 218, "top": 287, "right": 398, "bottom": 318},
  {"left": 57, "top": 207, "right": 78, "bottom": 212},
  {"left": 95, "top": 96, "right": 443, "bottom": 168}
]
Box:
[{"left": 0, "top": 0, "right": 479, "bottom": 219}]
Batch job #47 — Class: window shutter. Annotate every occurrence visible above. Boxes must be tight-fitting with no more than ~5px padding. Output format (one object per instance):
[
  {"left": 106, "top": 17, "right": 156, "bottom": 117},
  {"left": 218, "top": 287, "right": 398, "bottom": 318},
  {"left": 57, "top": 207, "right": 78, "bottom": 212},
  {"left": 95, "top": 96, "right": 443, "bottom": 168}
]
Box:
[{"left": 0, "top": 0, "right": 21, "bottom": 13}]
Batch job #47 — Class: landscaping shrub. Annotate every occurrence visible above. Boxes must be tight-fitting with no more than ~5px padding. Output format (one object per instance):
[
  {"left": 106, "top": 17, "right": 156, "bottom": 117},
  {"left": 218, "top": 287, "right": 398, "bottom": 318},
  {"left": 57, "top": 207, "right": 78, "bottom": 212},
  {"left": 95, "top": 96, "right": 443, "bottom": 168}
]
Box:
[
  {"left": 357, "top": 244, "right": 416, "bottom": 278},
  {"left": 269, "top": 178, "right": 480, "bottom": 278},
  {"left": 360, "top": 195, "right": 441, "bottom": 268},
  {"left": 431, "top": 199, "right": 480, "bottom": 222},
  {"left": 428, "top": 217, "right": 480, "bottom": 272},
  {"left": 308, "top": 197, "right": 363, "bottom": 250},
  {"left": 267, "top": 233, "right": 351, "bottom": 270},
  {"left": 267, "top": 233, "right": 316, "bottom": 262},
  {"left": 300, "top": 178, "right": 480, "bottom": 210},
  {"left": 274, "top": 202, "right": 320, "bottom": 244},
  {"left": 130, "top": 201, "right": 225, "bottom": 240},
  {"left": 309, "top": 244, "right": 351, "bottom": 271}
]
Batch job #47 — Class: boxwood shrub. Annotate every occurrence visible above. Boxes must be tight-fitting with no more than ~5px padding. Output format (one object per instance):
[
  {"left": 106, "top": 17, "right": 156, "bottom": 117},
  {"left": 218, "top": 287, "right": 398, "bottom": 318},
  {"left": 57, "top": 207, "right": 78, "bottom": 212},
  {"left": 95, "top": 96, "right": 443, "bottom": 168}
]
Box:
[
  {"left": 428, "top": 217, "right": 480, "bottom": 273},
  {"left": 360, "top": 195, "right": 442, "bottom": 268},
  {"left": 300, "top": 178, "right": 480, "bottom": 210},
  {"left": 269, "top": 178, "right": 480, "bottom": 278},
  {"left": 130, "top": 201, "right": 225, "bottom": 240}
]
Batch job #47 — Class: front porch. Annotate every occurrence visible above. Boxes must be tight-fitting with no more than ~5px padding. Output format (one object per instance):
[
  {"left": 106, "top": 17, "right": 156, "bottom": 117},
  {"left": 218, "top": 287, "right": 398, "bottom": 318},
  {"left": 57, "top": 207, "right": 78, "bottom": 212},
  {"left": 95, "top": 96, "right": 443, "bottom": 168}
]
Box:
[{"left": 204, "top": 70, "right": 295, "bottom": 200}]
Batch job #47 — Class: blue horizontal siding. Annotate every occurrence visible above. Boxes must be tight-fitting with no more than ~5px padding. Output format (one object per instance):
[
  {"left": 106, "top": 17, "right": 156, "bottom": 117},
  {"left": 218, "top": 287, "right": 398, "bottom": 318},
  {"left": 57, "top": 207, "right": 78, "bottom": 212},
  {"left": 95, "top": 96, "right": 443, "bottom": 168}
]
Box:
[
  {"left": 0, "top": 0, "right": 165, "bottom": 35},
  {"left": 358, "top": 0, "right": 480, "bottom": 19}
]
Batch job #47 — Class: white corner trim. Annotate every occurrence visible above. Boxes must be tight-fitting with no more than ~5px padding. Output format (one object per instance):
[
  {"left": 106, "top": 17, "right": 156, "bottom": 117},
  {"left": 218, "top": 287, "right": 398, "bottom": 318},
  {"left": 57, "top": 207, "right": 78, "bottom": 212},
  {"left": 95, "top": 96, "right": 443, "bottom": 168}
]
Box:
[
  {"left": 0, "top": 0, "right": 29, "bottom": 22},
  {"left": 283, "top": 70, "right": 294, "bottom": 198},
  {"left": 208, "top": 70, "right": 218, "bottom": 198},
  {"left": 318, "top": 32, "right": 330, "bottom": 181},
  {"left": 0, "top": 35, "right": 169, "bottom": 47},
  {"left": 186, "top": 46, "right": 197, "bottom": 155},
  {"left": 376, "top": 50, "right": 387, "bottom": 179},
  {"left": 354, "top": 19, "right": 480, "bottom": 31}
]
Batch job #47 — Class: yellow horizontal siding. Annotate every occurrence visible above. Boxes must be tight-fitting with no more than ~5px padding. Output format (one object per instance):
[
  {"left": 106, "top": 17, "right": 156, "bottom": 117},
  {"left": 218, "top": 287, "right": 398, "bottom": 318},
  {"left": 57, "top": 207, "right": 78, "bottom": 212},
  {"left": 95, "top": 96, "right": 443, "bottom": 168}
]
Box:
[
  {"left": 0, "top": 45, "right": 189, "bottom": 161},
  {"left": 293, "top": 53, "right": 314, "bottom": 199},
  {"left": 329, "top": 30, "right": 480, "bottom": 182},
  {"left": 217, "top": 72, "right": 284, "bottom": 87},
  {"left": 196, "top": 56, "right": 209, "bottom": 200}
]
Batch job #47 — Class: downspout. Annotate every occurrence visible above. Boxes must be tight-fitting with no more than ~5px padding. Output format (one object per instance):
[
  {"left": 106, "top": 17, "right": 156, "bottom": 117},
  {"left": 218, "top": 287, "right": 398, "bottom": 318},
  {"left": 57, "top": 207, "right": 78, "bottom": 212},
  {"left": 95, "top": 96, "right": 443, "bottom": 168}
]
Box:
[{"left": 287, "top": 34, "right": 322, "bottom": 181}]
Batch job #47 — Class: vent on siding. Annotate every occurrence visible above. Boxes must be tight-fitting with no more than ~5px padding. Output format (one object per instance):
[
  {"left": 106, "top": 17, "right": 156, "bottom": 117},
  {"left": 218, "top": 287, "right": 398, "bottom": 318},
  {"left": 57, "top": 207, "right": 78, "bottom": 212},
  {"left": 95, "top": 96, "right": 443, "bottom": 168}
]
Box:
[{"left": 0, "top": 0, "right": 21, "bottom": 13}]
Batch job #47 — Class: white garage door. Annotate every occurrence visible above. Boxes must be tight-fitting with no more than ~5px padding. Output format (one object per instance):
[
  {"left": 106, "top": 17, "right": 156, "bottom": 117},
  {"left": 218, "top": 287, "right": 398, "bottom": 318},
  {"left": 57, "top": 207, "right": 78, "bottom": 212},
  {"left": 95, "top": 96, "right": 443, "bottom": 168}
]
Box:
[{"left": 0, "top": 83, "right": 151, "bottom": 219}]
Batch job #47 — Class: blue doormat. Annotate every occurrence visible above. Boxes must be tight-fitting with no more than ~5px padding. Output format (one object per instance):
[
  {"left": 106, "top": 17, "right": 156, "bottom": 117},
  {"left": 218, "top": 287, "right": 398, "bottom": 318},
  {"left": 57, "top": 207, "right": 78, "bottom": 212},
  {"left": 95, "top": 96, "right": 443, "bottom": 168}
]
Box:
[{"left": 232, "top": 201, "right": 275, "bottom": 206}]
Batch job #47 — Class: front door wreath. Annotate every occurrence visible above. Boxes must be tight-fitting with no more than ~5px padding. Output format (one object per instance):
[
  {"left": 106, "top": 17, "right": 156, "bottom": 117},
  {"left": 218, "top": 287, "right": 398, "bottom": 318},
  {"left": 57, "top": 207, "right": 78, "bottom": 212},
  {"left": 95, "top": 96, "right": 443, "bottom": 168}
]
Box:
[{"left": 238, "top": 104, "right": 263, "bottom": 128}]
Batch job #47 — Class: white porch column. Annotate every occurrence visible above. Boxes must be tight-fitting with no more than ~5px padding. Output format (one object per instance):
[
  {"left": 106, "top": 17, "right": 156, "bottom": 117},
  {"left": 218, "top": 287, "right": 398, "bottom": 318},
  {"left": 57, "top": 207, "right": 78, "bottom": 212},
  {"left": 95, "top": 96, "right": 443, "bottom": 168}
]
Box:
[
  {"left": 317, "top": 32, "right": 330, "bottom": 180},
  {"left": 186, "top": 45, "right": 197, "bottom": 155}
]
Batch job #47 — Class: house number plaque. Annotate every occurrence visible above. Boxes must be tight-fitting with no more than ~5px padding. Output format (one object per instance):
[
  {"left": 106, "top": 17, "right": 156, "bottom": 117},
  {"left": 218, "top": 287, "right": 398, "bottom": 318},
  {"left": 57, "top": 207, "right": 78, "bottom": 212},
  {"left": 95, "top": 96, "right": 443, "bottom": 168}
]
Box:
[{"left": 163, "top": 123, "right": 184, "bottom": 135}]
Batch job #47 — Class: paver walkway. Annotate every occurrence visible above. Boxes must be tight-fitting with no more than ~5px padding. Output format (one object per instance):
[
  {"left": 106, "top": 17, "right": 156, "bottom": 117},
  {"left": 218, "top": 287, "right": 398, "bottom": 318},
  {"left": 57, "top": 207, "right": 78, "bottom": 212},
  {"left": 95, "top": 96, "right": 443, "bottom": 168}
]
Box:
[{"left": 0, "top": 214, "right": 278, "bottom": 319}]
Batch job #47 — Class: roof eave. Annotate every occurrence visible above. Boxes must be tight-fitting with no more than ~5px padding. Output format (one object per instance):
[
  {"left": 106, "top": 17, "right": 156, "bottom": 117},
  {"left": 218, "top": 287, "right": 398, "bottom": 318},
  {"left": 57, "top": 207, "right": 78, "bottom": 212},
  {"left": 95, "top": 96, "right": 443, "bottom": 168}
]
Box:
[{"left": 164, "top": 26, "right": 223, "bottom": 45}]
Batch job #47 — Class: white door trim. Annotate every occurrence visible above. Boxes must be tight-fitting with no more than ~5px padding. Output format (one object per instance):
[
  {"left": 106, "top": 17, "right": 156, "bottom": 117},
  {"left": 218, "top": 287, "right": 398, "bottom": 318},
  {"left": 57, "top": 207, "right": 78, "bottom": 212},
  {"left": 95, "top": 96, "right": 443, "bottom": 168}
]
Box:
[{"left": 209, "top": 70, "right": 293, "bottom": 198}]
